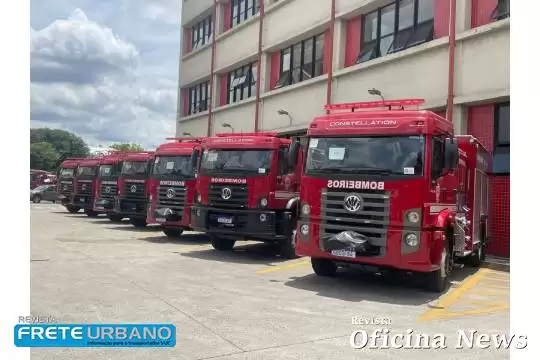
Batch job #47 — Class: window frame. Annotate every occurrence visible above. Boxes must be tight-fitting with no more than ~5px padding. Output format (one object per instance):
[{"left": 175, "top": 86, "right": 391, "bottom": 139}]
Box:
[
  {"left": 275, "top": 33, "right": 325, "bottom": 89},
  {"left": 230, "top": 0, "right": 260, "bottom": 29},
  {"left": 431, "top": 136, "right": 445, "bottom": 179},
  {"left": 492, "top": 102, "right": 510, "bottom": 175},
  {"left": 491, "top": 0, "right": 510, "bottom": 21},
  {"left": 187, "top": 81, "right": 210, "bottom": 116},
  {"left": 357, "top": 0, "right": 434, "bottom": 64},
  {"left": 226, "top": 62, "right": 257, "bottom": 105},
  {"left": 191, "top": 15, "right": 213, "bottom": 51}
]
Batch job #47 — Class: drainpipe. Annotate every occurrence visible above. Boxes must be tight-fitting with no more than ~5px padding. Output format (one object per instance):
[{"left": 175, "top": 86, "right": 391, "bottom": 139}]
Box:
[
  {"left": 254, "top": 0, "right": 265, "bottom": 132},
  {"left": 446, "top": 0, "right": 456, "bottom": 123},
  {"left": 325, "top": 0, "right": 336, "bottom": 114},
  {"left": 207, "top": 0, "right": 218, "bottom": 136}
]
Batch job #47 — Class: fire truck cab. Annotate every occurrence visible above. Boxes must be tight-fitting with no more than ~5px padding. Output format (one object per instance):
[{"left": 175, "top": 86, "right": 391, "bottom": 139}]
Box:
[
  {"left": 73, "top": 157, "right": 103, "bottom": 217},
  {"left": 57, "top": 158, "right": 84, "bottom": 213},
  {"left": 146, "top": 138, "right": 202, "bottom": 236},
  {"left": 114, "top": 151, "right": 154, "bottom": 227},
  {"left": 294, "top": 99, "right": 492, "bottom": 292},
  {"left": 94, "top": 152, "right": 124, "bottom": 220},
  {"left": 190, "top": 132, "right": 302, "bottom": 259}
]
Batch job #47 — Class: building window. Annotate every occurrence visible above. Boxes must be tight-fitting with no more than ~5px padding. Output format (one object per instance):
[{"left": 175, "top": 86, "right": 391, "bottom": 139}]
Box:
[
  {"left": 227, "top": 62, "right": 257, "bottom": 104},
  {"left": 231, "top": 0, "right": 260, "bottom": 29},
  {"left": 493, "top": 102, "right": 510, "bottom": 175},
  {"left": 358, "top": 0, "right": 434, "bottom": 64},
  {"left": 491, "top": 0, "right": 510, "bottom": 21},
  {"left": 188, "top": 81, "right": 210, "bottom": 115},
  {"left": 191, "top": 15, "right": 213, "bottom": 51},
  {"left": 275, "top": 33, "right": 324, "bottom": 89}
]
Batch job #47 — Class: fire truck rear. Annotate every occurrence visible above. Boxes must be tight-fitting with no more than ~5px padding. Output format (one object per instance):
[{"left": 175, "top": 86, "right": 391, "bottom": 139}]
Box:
[
  {"left": 94, "top": 153, "right": 124, "bottom": 220},
  {"left": 146, "top": 138, "right": 202, "bottom": 237},
  {"left": 294, "top": 99, "right": 492, "bottom": 292},
  {"left": 57, "top": 158, "right": 84, "bottom": 213},
  {"left": 114, "top": 151, "right": 154, "bottom": 227},
  {"left": 72, "top": 157, "right": 103, "bottom": 217},
  {"left": 191, "top": 132, "right": 302, "bottom": 258}
]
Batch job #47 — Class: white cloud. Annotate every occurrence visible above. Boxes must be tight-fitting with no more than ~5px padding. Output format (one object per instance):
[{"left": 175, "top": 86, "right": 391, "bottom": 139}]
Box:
[
  {"left": 30, "top": 7, "right": 179, "bottom": 149},
  {"left": 143, "top": 0, "right": 182, "bottom": 25}
]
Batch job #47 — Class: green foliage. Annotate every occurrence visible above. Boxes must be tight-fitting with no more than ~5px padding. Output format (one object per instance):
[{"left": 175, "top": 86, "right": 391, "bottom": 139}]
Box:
[
  {"left": 30, "top": 128, "right": 90, "bottom": 171},
  {"left": 30, "top": 142, "right": 60, "bottom": 171},
  {"left": 109, "top": 143, "right": 144, "bottom": 152}
]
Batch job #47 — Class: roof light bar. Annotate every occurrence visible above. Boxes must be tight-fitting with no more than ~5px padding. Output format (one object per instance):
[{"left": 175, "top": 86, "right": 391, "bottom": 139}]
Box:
[
  {"left": 215, "top": 132, "right": 278, "bottom": 137},
  {"left": 165, "top": 137, "right": 203, "bottom": 143},
  {"left": 325, "top": 99, "right": 425, "bottom": 112}
]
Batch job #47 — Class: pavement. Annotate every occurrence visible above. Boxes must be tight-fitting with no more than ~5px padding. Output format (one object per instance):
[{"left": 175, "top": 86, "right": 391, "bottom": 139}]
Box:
[{"left": 30, "top": 203, "right": 511, "bottom": 359}]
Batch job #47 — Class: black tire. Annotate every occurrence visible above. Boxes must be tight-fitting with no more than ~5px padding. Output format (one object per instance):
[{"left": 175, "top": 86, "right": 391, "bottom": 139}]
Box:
[
  {"left": 32, "top": 195, "right": 41, "bottom": 203},
  {"left": 311, "top": 258, "right": 338, "bottom": 277},
  {"left": 130, "top": 217, "right": 147, "bottom": 228},
  {"left": 467, "top": 227, "right": 487, "bottom": 267},
  {"left": 279, "top": 229, "right": 298, "bottom": 259},
  {"left": 424, "top": 240, "right": 451, "bottom": 293},
  {"left": 163, "top": 227, "right": 183, "bottom": 238},
  {"left": 84, "top": 209, "right": 99, "bottom": 218},
  {"left": 107, "top": 214, "right": 124, "bottom": 223},
  {"left": 66, "top": 205, "right": 80, "bottom": 213},
  {"left": 211, "top": 236, "right": 236, "bottom": 251}
]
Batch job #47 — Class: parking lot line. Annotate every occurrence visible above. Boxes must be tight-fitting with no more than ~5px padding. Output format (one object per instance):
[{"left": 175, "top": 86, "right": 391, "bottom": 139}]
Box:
[
  {"left": 418, "top": 267, "right": 510, "bottom": 322},
  {"left": 255, "top": 258, "right": 310, "bottom": 274}
]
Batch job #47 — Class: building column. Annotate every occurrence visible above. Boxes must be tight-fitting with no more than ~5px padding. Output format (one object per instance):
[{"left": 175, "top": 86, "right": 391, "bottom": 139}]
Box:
[
  {"left": 257, "top": 52, "right": 270, "bottom": 130},
  {"left": 456, "top": 0, "right": 472, "bottom": 33},
  {"left": 332, "top": 19, "right": 346, "bottom": 71},
  {"left": 453, "top": 104, "right": 468, "bottom": 135}
]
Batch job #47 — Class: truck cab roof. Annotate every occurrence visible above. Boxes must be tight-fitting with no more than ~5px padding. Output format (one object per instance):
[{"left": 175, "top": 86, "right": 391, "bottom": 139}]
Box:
[
  {"left": 204, "top": 133, "right": 291, "bottom": 150},
  {"left": 155, "top": 137, "right": 204, "bottom": 156}
]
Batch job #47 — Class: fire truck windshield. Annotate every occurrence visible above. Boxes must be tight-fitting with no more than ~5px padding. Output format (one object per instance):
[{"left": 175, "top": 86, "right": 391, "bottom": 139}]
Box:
[
  {"left": 122, "top": 161, "right": 148, "bottom": 176},
  {"left": 99, "top": 164, "right": 118, "bottom": 177},
  {"left": 199, "top": 149, "right": 272, "bottom": 175},
  {"left": 77, "top": 166, "right": 97, "bottom": 177},
  {"left": 152, "top": 155, "right": 193, "bottom": 177},
  {"left": 305, "top": 136, "right": 425, "bottom": 176},
  {"left": 59, "top": 168, "right": 74, "bottom": 177}
]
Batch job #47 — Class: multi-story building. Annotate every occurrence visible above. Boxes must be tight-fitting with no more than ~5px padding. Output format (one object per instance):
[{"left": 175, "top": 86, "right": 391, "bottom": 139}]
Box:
[{"left": 176, "top": 0, "right": 510, "bottom": 257}]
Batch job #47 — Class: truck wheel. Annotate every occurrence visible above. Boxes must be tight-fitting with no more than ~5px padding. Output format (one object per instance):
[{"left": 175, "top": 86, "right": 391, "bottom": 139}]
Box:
[
  {"left": 163, "top": 228, "right": 183, "bottom": 238},
  {"left": 279, "top": 229, "right": 298, "bottom": 259},
  {"left": 32, "top": 195, "right": 42, "bottom": 203},
  {"left": 424, "top": 241, "right": 451, "bottom": 293},
  {"left": 107, "top": 214, "right": 124, "bottom": 223},
  {"left": 84, "top": 209, "right": 99, "bottom": 218},
  {"left": 311, "top": 258, "right": 337, "bottom": 277},
  {"left": 211, "top": 236, "right": 235, "bottom": 251},
  {"left": 130, "top": 218, "right": 147, "bottom": 228},
  {"left": 66, "top": 205, "right": 80, "bottom": 213}
]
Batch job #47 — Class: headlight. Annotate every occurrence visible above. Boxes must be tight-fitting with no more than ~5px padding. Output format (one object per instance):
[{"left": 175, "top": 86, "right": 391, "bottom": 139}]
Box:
[
  {"left": 407, "top": 211, "right": 420, "bottom": 223},
  {"left": 300, "top": 224, "right": 309, "bottom": 235},
  {"left": 148, "top": 194, "right": 153, "bottom": 202},
  {"left": 405, "top": 233, "right": 419, "bottom": 247},
  {"left": 260, "top": 197, "right": 268, "bottom": 207},
  {"left": 301, "top": 204, "right": 310, "bottom": 216}
]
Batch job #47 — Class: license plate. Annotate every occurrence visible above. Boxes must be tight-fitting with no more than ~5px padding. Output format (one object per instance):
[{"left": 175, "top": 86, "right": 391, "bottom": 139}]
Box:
[
  {"left": 331, "top": 248, "right": 356, "bottom": 258},
  {"left": 79, "top": 198, "right": 85, "bottom": 203},
  {"left": 155, "top": 217, "right": 166, "bottom": 223},
  {"left": 217, "top": 216, "right": 233, "bottom": 224}
]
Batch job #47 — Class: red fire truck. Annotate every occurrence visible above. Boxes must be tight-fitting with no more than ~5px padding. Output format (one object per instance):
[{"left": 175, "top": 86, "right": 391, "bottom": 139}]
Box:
[
  {"left": 72, "top": 156, "right": 104, "bottom": 217},
  {"left": 146, "top": 138, "right": 203, "bottom": 236},
  {"left": 190, "top": 132, "right": 303, "bottom": 259},
  {"left": 114, "top": 151, "right": 155, "bottom": 227},
  {"left": 294, "top": 99, "right": 492, "bottom": 292},
  {"left": 57, "top": 158, "right": 85, "bottom": 213},
  {"left": 93, "top": 152, "right": 124, "bottom": 220}
]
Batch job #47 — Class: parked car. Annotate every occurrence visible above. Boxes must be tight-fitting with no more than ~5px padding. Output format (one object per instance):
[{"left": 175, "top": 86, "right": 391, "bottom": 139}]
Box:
[{"left": 30, "top": 185, "right": 60, "bottom": 203}]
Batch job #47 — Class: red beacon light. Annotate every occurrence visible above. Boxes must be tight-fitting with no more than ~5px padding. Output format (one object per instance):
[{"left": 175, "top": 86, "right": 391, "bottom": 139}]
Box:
[{"left": 325, "top": 99, "right": 425, "bottom": 112}]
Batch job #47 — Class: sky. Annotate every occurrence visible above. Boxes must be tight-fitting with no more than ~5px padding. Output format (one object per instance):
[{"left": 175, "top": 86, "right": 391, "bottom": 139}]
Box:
[{"left": 30, "top": 0, "right": 182, "bottom": 149}]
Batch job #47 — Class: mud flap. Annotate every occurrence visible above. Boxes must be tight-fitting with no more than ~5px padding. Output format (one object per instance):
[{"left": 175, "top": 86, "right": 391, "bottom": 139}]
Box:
[{"left": 321, "top": 231, "right": 371, "bottom": 253}]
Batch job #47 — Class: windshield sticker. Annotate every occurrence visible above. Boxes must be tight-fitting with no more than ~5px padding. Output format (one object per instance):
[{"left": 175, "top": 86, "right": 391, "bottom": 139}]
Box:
[
  {"left": 258, "top": 168, "right": 266, "bottom": 174},
  {"left": 207, "top": 152, "right": 218, "bottom": 161},
  {"left": 166, "top": 161, "right": 175, "bottom": 170},
  {"left": 309, "top": 139, "right": 319, "bottom": 148},
  {"left": 403, "top": 167, "right": 415, "bottom": 175},
  {"left": 328, "top": 147, "right": 346, "bottom": 160}
]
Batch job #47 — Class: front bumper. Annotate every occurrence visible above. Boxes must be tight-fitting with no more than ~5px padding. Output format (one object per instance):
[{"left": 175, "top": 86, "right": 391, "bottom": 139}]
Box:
[
  {"left": 295, "top": 220, "right": 443, "bottom": 272},
  {"left": 93, "top": 198, "right": 115, "bottom": 212},
  {"left": 116, "top": 198, "right": 148, "bottom": 218},
  {"left": 190, "top": 205, "right": 293, "bottom": 241},
  {"left": 72, "top": 195, "right": 94, "bottom": 209}
]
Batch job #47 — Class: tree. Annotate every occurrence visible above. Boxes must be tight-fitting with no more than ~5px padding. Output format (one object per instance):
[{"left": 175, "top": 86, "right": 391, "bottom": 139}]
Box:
[
  {"left": 30, "top": 128, "right": 90, "bottom": 170},
  {"left": 110, "top": 143, "right": 145, "bottom": 152},
  {"left": 30, "top": 142, "right": 60, "bottom": 171}
]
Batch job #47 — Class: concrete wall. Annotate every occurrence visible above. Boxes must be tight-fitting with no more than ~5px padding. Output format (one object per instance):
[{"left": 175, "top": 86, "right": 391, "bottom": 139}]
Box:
[
  {"left": 179, "top": 46, "right": 212, "bottom": 87},
  {"left": 211, "top": 101, "right": 256, "bottom": 135},
  {"left": 215, "top": 20, "right": 259, "bottom": 72},
  {"left": 182, "top": 0, "right": 213, "bottom": 26},
  {"left": 176, "top": 113, "right": 208, "bottom": 137}
]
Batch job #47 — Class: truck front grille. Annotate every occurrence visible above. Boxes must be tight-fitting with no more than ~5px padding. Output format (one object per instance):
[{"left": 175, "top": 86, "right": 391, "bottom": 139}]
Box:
[
  {"left": 124, "top": 181, "right": 146, "bottom": 201},
  {"left": 77, "top": 182, "right": 93, "bottom": 196},
  {"left": 157, "top": 184, "right": 186, "bottom": 211},
  {"left": 59, "top": 181, "right": 73, "bottom": 196},
  {"left": 208, "top": 184, "right": 248, "bottom": 209},
  {"left": 320, "top": 189, "right": 390, "bottom": 247}
]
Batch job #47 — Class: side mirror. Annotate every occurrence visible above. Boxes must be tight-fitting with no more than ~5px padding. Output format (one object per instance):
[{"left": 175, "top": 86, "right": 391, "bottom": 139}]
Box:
[
  {"left": 288, "top": 140, "right": 300, "bottom": 169},
  {"left": 444, "top": 138, "right": 459, "bottom": 170},
  {"left": 190, "top": 150, "right": 199, "bottom": 170}
]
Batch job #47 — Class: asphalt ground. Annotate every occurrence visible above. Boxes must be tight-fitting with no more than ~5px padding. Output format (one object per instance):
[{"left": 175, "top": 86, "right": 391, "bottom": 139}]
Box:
[{"left": 30, "top": 203, "right": 511, "bottom": 359}]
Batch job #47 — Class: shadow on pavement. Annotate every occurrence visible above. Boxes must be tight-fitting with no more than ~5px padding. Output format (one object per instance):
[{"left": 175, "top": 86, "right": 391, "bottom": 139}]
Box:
[
  {"left": 106, "top": 225, "right": 164, "bottom": 232},
  {"left": 139, "top": 233, "right": 210, "bottom": 245},
  {"left": 180, "top": 242, "right": 292, "bottom": 265},
  {"left": 283, "top": 265, "right": 479, "bottom": 305}
]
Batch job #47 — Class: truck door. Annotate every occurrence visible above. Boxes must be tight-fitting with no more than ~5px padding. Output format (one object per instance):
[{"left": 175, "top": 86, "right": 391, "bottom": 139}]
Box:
[{"left": 275, "top": 146, "right": 297, "bottom": 202}]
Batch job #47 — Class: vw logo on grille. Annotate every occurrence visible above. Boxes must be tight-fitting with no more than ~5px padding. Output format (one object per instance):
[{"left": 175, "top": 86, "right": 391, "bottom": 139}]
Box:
[
  {"left": 63, "top": 185, "right": 67, "bottom": 191},
  {"left": 166, "top": 188, "right": 175, "bottom": 199},
  {"left": 130, "top": 185, "right": 137, "bottom": 193},
  {"left": 105, "top": 186, "right": 111, "bottom": 193},
  {"left": 81, "top": 184, "right": 87, "bottom": 191},
  {"left": 221, "top": 187, "right": 232, "bottom": 200},
  {"left": 343, "top": 194, "right": 364, "bottom": 213}
]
